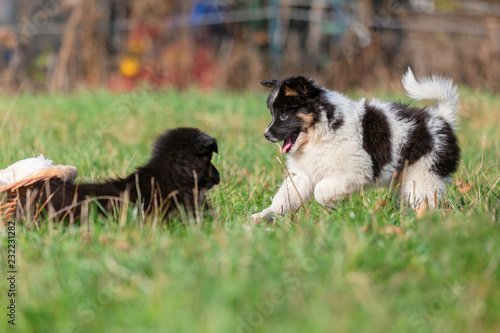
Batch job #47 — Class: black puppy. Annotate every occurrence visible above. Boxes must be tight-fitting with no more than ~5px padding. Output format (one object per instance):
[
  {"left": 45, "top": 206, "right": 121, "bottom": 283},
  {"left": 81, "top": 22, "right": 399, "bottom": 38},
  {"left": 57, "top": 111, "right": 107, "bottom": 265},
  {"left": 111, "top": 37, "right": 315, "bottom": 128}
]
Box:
[{"left": 12, "top": 128, "right": 220, "bottom": 222}]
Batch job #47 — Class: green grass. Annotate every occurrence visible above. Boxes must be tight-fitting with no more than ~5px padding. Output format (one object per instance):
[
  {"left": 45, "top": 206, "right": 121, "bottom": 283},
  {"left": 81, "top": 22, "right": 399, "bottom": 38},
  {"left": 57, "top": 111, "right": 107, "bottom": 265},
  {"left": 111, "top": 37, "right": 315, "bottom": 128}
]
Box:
[{"left": 0, "top": 86, "right": 499, "bottom": 333}]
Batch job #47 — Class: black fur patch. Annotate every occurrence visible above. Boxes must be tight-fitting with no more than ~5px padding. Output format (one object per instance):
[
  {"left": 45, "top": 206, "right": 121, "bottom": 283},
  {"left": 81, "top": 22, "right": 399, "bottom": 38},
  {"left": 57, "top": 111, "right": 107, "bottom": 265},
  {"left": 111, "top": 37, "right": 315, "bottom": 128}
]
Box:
[
  {"left": 362, "top": 104, "right": 392, "bottom": 179},
  {"left": 319, "top": 96, "right": 343, "bottom": 130},
  {"left": 393, "top": 103, "right": 433, "bottom": 171},
  {"left": 13, "top": 128, "right": 220, "bottom": 222},
  {"left": 431, "top": 121, "right": 460, "bottom": 177},
  {"left": 271, "top": 76, "right": 323, "bottom": 113}
]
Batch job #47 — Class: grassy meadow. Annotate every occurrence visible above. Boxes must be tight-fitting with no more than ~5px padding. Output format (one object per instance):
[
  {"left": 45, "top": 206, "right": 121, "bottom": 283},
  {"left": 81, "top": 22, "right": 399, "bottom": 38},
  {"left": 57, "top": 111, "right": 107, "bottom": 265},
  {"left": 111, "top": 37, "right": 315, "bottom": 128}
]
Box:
[{"left": 0, "top": 85, "right": 499, "bottom": 333}]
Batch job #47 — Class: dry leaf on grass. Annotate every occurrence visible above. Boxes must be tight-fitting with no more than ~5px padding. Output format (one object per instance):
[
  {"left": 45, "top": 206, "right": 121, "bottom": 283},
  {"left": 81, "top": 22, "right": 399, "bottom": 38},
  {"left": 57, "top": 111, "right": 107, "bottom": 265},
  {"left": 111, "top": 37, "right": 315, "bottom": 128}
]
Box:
[
  {"left": 360, "top": 224, "right": 404, "bottom": 237},
  {"left": 375, "top": 200, "right": 387, "bottom": 211},
  {"left": 416, "top": 202, "right": 429, "bottom": 220},
  {"left": 458, "top": 182, "right": 472, "bottom": 194},
  {"left": 379, "top": 225, "right": 404, "bottom": 236}
]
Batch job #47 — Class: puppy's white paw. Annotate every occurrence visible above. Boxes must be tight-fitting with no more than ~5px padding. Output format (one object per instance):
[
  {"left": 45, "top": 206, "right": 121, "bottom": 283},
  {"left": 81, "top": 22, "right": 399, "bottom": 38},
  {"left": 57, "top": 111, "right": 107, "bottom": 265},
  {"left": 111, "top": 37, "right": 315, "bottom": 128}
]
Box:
[
  {"left": 250, "top": 212, "right": 264, "bottom": 223},
  {"left": 250, "top": 211, "right": 275, "bottom": 223}
]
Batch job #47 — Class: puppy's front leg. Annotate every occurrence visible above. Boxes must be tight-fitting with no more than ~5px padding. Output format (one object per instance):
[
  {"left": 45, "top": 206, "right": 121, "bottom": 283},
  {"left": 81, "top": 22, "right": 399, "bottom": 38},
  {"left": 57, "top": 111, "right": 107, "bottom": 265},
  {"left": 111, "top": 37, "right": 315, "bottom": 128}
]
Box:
[
  {"left": 251, "top": 172, "right": 313, "bottom": 221},
  {"left": 314, "top": 175, "right": 363, "bottom": 208}
]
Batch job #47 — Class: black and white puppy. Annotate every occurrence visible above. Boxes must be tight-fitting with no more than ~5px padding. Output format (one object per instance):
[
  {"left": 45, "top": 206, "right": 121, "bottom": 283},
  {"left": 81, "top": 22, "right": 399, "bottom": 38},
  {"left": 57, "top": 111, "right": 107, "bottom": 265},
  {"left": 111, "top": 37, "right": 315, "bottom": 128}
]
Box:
[
  {"left": 13, "top": 128, "right": 220, "bottom": 221},
  {"left": 251, "top": 69, "right": 460, "bottom": 220}
]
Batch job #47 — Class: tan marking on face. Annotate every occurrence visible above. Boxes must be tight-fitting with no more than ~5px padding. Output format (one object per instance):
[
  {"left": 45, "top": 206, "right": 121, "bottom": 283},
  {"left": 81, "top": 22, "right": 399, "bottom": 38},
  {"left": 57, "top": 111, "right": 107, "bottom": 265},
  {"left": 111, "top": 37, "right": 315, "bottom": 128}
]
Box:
[
  {"left": 295, "top": 113, "right": 316, "bottom": 150},
  {"left": 285, "top": 87, "right": 299, "bottom": 96},
  {"left": 297, "top": 113, "right": 314, "bottom": 126}
]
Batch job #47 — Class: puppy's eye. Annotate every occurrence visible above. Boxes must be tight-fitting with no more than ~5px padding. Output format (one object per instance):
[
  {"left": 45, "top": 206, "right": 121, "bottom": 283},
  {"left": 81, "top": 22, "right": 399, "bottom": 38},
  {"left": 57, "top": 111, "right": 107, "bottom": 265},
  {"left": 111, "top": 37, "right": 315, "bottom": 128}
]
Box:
[{"left": 280, "top": 114, "right": 288, "bottom": 121}]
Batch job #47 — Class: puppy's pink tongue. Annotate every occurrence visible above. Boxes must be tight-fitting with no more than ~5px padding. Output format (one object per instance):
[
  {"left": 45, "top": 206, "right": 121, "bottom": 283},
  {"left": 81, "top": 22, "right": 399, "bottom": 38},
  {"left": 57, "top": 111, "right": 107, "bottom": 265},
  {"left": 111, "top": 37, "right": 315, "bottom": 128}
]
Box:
[{"left": 282, "top": 137, "right": 293, "bottom": 154}]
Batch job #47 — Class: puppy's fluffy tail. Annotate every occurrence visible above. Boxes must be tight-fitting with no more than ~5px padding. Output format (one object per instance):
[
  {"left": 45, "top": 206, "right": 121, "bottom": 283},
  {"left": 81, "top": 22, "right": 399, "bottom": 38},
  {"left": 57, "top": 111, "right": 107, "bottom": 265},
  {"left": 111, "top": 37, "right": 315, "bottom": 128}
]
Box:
[{"left": 402, "top": 68, "right": 459, "bottom": 129}]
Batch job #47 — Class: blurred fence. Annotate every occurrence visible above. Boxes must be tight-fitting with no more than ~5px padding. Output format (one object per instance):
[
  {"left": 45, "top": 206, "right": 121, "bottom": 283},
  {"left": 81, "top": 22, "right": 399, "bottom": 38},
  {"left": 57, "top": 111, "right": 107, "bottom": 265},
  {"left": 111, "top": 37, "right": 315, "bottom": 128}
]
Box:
[{"left": 0, "top": 0, "right": 498, "bottom": 93}]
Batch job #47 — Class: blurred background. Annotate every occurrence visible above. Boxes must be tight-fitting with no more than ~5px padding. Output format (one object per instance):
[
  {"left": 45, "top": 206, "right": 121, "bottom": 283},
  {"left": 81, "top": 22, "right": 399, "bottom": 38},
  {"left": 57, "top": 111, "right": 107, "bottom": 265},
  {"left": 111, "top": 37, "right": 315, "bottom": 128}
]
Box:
[{"left": 0, "top": 0, "right": 498, "bottom": 94}]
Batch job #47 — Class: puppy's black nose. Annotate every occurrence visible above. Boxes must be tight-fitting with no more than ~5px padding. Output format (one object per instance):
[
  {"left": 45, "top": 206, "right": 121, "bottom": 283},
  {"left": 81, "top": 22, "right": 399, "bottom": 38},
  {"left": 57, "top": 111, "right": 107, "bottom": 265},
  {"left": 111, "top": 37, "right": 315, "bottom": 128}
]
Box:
[
  {"left": 264, "top": 130, "right": 279, "bottom": 143},
  {"left": 212, "top": 170, "right": 220, "bottom": 185}
]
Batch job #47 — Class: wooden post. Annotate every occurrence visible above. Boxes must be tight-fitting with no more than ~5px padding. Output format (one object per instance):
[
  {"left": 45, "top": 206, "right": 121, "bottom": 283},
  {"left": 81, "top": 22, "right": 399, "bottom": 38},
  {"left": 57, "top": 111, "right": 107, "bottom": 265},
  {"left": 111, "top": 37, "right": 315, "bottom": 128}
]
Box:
[{"left": 49, "top": 0, "right": 83, "bottom": 93}]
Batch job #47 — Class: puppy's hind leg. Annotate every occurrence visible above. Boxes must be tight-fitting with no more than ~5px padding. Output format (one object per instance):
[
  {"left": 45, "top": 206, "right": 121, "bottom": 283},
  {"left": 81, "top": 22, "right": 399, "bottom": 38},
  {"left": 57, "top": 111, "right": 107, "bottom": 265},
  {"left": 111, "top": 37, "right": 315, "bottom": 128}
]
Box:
[
  {"left": 401, "top": 159, "right": 447, "bottom": 209},
  {"left": 251, "top": 172, "right": 313, "bottom": 221}
]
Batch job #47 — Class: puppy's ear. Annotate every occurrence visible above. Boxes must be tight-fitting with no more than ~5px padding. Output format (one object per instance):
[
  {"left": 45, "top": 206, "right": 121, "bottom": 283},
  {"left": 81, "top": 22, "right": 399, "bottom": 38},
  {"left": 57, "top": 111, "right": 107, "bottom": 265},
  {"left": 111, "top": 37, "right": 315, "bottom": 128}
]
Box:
[
  {"left": 261, "top": 79, "right": 278, "bottom": 88},
  {"left": 195, "top": 132, "right": 218, "bottom": 155},
  {"left": 282, "top": 76, "right": 317, "bottom": 97}
]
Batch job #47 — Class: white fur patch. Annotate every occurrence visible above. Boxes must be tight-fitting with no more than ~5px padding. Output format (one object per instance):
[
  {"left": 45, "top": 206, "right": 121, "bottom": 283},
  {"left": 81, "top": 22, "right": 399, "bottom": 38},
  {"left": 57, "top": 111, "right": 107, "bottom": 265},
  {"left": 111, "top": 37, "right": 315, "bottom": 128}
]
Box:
[{"left": 403, "top": 67, "right": 459, "bottom": 129}]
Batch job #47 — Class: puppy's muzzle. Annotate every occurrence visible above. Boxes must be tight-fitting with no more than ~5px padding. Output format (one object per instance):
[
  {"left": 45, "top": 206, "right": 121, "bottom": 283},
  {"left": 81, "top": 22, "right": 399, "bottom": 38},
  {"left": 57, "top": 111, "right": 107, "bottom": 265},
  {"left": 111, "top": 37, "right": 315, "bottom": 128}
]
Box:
[
  {"left": 206, "top": 165, "right": 220, "bottom": 189},
  {"left": 264, "top": 130, "right": 279, "bottom": 143}
]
